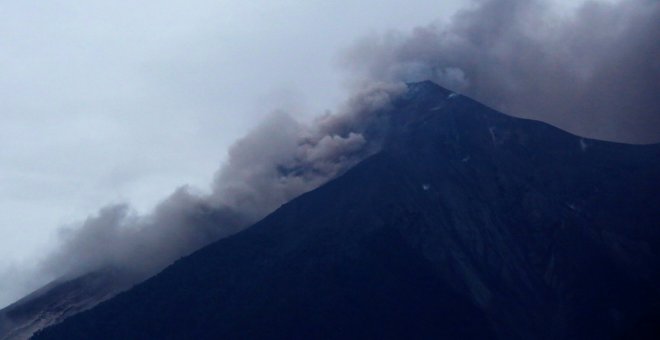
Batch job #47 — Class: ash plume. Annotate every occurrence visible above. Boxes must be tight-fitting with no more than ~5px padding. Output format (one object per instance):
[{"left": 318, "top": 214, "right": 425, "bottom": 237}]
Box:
[
  {"left": 343, "top": 0, "right": 660, "bottom": 143},
  {"left": 40, "top": 82, "right": 405, "bottom": 282}
]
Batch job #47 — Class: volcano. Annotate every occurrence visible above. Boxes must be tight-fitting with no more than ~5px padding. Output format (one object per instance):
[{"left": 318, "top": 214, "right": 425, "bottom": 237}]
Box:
[{"left": 6, "top": 81, "right": 659, "bottom": 339}]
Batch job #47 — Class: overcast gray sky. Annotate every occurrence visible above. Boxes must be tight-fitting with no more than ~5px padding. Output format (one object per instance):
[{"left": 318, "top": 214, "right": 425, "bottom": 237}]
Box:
[
  {"left": 1, "top": 0, "right": 470, "bottom": 307},
  {"left": 1, "top": 0, "right": 639, "bottom": 307}
]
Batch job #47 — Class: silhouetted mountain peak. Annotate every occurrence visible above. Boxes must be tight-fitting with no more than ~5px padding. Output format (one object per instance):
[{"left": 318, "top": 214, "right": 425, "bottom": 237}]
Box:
[{"left": 18, "top": 81, "right": 660, "bottom": 339}]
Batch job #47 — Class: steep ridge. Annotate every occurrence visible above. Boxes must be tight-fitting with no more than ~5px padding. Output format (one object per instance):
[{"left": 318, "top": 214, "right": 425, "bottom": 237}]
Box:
[
  {"left": 0, "top": 269, "right": 132, "bottom": 340},
  {"left": 34, "top": 81, "right": 660, "bottom": 339},
  {"left": 0, "top": 205, "right": 239, "bottom": 340}
]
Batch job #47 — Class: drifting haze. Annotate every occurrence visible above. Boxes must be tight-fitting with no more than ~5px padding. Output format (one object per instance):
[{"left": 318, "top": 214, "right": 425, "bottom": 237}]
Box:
[
  {"left": 41, "top": 83, "right": 404, "bottom": 280},
  {"left": 2, "top": 0, "right": 658, "bottom": 307}
]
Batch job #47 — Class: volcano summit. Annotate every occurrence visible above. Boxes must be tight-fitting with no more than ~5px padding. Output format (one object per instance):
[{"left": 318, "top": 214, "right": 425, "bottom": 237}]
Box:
[{"left": 4, "top": 81, "right": 659, "bottom": 339}]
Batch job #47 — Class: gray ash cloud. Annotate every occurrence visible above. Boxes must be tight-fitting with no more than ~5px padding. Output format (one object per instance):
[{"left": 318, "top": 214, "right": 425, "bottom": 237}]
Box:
[
  {"left": 342, "top": 0, "right": 660, "bottom": 143},
  {"left": 41, "top": 83, "right": 405, "bottom": 282}
]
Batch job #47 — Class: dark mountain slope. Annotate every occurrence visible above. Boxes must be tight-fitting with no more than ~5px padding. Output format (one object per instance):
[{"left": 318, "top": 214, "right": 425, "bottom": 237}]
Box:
[
  {"left": 0, "top": 269, "right": 131, "bottom": 340},
  {"left": 34, "top": 81, "right": 660, "bottom": 339}
]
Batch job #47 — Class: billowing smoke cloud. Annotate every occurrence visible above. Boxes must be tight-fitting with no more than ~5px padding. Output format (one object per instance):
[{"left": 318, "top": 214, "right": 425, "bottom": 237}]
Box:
[
  {"left": 18, "top": 0, "right": 660, "bottom": 303},
  {"left": 40, "top": 82, "right": 405, "bottom": 283},
  {"left": 342, "top": 0, "right": 660, "bottom": 143}
]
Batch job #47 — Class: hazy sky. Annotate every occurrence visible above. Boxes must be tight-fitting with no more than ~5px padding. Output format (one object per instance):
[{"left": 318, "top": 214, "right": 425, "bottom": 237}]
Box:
[
  {"left": 1, "top": 0, "right": 469, "bottom": 306},
  {"left": 1, "top": 0, "right": 644, "bottom": 308}
]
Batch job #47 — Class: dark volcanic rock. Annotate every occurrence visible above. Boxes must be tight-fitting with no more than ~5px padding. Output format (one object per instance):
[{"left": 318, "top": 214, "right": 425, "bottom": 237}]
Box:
[{"left": 34, "top": 81, "right": 660, "bottom": 339}]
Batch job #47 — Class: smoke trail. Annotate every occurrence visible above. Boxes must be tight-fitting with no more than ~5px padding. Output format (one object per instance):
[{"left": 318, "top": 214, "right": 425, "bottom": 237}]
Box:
[
  {"left": 342, "top": 0, "right": 660, "bottom": 143},
  {"left": 39, "top": 82, "right": 405, "bottom": 282}
]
